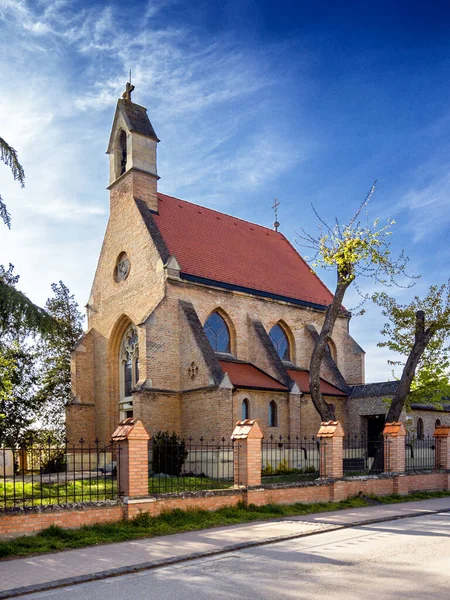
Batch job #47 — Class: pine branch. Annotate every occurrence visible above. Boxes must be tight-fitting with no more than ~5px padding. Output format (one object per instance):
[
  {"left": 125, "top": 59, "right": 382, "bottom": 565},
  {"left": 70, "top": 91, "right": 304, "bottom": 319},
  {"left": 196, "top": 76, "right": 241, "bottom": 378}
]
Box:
[{"left": 0, "top": 137, "right": 25, "bottom": 187}]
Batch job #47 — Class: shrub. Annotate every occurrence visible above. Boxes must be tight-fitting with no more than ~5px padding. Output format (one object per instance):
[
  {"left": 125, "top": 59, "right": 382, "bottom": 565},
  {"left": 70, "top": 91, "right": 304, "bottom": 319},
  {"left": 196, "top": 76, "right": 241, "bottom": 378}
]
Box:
[
  {"left": 304, "top": 465, "right": 317, "bottom": 474},
  {"left": 261, "top": 464, "right": 274, "bottom": 476},
  {"left": 152, "top": 431, "right": 188, "bottom": 476}
]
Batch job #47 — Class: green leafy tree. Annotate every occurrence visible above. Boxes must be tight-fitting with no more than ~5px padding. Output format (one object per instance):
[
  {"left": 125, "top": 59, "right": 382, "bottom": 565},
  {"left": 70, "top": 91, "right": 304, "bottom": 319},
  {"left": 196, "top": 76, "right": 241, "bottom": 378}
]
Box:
[
  {"left": 0, "top": 137, "right": 54, "bottom": 336},
  {"left": 34, "top": 282, "right": 84, "bottom": 437},
  {"left": 0, "top": 265, "right": 54, "bottom": 339},
  {"left": 0, "top": 340, "right": 39, "bottom": 446},
  {"left": 297, "top": 184, "right": 413, "bottom": 421},
  {"left": 0, "top": 266, "right": 43, "bottom": 444},
  {"left": 374, "top": 281, "right": 450, "bottom": 422}
]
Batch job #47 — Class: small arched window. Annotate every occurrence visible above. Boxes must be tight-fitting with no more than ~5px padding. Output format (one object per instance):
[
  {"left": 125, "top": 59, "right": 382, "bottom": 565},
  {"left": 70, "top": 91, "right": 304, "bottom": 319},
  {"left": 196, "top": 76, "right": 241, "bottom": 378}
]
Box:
[
  {"left": 269, "top": 324, "right": 290, "bottom": 361},
  {"left": 417, "top": 418, "right": 424, "bottom": 440},
  {"left": 436, "top": 419, "right": 441, "bottom": 428},
  {"left": 242, "top": 399, "right": 249, "bottom": 420},
  {"left": 204, "top": 312, "right": 231, "bottom": 353},
  {"left": 268, "top": 400, "right": 278, "bottom": 427},
  {"left": 119, "top": 324, "right": 139, "bottom": 419}
]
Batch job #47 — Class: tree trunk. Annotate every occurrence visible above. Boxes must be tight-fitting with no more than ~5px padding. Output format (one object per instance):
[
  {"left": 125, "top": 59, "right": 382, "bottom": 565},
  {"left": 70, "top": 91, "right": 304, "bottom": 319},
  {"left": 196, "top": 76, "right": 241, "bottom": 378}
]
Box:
[
  {"left": 370, "top": 311, "right": 435, "bottom": 474},
  {"left": 386, "top": 310, "right": 434, "bottom": 422},
  {"left": 309, "top": 276, "right": 351, "bottom": 422}
]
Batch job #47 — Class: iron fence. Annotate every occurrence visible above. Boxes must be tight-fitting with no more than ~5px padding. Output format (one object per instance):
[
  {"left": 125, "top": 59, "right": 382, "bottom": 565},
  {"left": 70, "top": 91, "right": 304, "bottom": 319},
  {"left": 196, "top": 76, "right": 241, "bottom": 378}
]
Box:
[
  {"left": 148, "top": 437, "right": 235, "bottom": 494},
  {"left": 0, "top": 438, "right": 119, "bottom": 511},
  {"left": 343, "top": 435, "right": 384, "bottom": 475},
  {"left": 405, "top": 435, "right": 435, "bottom": 471},
  {"left": 261, "top": 435, "right": 320, "bottom": 482}
]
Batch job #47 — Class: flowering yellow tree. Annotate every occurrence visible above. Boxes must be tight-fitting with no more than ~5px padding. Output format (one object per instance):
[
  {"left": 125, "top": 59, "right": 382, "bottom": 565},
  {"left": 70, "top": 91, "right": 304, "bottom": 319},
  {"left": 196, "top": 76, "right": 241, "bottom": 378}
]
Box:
[{"left": 298, "top": 184, "right": 412, "bottom": 421}]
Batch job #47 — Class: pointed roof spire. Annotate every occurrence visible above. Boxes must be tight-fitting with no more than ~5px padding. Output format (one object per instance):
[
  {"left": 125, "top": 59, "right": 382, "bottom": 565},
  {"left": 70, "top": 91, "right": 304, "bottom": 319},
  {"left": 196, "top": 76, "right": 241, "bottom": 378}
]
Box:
[{"left": 272, "top": 198, "right": 280, "bottom": 232}]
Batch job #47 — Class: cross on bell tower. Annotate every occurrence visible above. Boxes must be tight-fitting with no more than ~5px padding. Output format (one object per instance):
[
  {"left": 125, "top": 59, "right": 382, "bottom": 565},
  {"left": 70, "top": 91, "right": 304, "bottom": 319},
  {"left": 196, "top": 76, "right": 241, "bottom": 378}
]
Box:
[
  {"left": 122, "top": 81, "right": 135, "bottom": 102},
  {"left": 106, "top": 83, "right": 160, "bottom": 212}
]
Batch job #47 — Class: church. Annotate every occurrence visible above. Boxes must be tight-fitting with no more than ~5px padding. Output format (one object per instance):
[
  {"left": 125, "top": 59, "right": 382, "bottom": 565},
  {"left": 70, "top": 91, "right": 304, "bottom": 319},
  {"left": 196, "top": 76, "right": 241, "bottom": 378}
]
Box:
[{"left": 67, "top": 84, "right": 448, "bottom": 446}]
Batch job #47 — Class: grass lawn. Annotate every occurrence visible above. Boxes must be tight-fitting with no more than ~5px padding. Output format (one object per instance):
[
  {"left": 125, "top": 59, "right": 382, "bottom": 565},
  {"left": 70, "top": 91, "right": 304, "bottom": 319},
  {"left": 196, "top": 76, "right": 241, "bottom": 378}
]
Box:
[
  {"left": 148, "top": 476, "right": 233, "bottom": 494},
  {"left": 1, "top": 489, "right": 449, "bottom": 560},
  {"left": 0, "top": 479, "right": 117, "bottom": 508},
  {"left": 261, "top": 472, "right": 319, "bottom": 484},
  {"left": 0, "top": 476, "right": 233, "bottom": 508}
]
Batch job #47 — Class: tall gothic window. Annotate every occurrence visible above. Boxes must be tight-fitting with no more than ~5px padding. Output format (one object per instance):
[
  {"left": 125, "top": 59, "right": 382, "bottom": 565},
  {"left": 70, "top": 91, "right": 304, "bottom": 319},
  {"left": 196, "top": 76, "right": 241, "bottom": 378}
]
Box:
[
  {"left": 417, "top": 417, "right": 424, "bottom": 440},
  {"left": 242, "top": 399, "right": 249, "bottom": 420},
  {"left": 119, "top": 324, "right": 139, "bottom": 419},
  {"left": 118, "top": 130, "right": 127, "bottom": 177},
  {"left": 269, "top": 324, "right": 290, "bottom": 361},
  {"left": 268, "top": 400, "right": 278, "bottom": 427},
  {"left": 204, "top": 312, "right": 231, "bottom": 353}
]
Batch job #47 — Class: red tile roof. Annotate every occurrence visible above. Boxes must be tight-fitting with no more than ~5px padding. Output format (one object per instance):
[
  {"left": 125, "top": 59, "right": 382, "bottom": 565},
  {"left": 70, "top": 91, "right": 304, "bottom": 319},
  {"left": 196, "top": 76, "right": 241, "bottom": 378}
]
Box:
[
  {"left": 153, "top": 193, "right": 334, "bottom": 307},
  {"left": 219, "top": 361, "right": 288, "bottom": 391},
  {"left": 287, "top": 370, "right": 347, "bottom": 397}
]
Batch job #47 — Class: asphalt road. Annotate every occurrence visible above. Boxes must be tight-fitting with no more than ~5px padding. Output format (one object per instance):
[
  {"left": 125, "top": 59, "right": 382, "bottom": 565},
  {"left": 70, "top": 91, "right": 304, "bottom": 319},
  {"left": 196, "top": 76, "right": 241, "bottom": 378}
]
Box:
[{"left": 25, "top": 513, "right": 450, "bottom": 600}]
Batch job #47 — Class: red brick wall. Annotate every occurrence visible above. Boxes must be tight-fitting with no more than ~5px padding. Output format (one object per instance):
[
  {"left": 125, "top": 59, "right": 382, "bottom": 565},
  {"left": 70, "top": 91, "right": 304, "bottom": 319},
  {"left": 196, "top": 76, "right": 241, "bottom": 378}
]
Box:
[
  {"left": 125, "top": 491, "right": 243, "bottom": 519},
  {"left": 0, "top": 505, "right": 124, "bottom": 540},
  {"left": 1, "top": 471, "right": 448, "bottom": 540}
]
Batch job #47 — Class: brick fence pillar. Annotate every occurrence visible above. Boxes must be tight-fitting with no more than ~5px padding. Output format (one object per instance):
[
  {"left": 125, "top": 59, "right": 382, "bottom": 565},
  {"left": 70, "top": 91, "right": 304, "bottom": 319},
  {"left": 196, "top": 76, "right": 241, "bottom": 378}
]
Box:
[
  {"left": 111, "top": 418, "right": 150, "bottom": 499},
  {"left": 231, "top": 419, "right": 263, "bottom": 487},
  {"left": 383, "top": 422, "right": 406, "bottom": 473},
  {"left": 317, "top": 421, "right": 344, "bottom": 479},
  {"left": 434, "top": 425, "right": 450, "bottom": 470}
]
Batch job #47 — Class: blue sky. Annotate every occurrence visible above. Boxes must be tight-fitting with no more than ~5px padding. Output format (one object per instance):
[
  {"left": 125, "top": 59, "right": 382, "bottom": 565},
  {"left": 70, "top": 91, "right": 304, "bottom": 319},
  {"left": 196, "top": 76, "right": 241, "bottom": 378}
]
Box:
[{"left": 1, "top": 0, "right": 450, "bottom": 381}]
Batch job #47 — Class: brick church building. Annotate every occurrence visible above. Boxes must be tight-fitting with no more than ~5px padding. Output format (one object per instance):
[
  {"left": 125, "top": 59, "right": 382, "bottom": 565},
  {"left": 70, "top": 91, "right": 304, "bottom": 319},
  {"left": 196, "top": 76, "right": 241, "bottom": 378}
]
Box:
[{"left": 67, "top": 86, "right": 449, "bottom": 445}]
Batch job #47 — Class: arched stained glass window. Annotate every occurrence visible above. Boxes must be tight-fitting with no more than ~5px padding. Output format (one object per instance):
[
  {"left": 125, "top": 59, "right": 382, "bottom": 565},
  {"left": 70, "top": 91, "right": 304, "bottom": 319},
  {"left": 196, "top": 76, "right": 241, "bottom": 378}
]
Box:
[
  {"left": 124, "top": 357, "right": 133, "bottom": 397},
  {"left": 417, "top": 418, "right": 424, "bottom": 440},
  {"left": 242, "top": 399, "right": 249, "bottom": 420},
  {"left": 119, "top": 324, "right": 139, "bottom": 419},
  {"left": 268, "top": 400, "right": 278, "bottom": 427},
  {"left": 204, "top": 312, "right": 231, "bottom": 353},
  {"left": 269, "top": 324, "right": 290, "bottom": 361}
]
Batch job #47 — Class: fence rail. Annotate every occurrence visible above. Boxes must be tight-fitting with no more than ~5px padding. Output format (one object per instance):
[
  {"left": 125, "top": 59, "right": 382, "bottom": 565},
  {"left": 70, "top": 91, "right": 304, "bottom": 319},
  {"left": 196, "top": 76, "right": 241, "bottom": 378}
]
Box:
[
  {"left": 405, "top": 435, "right": 436, "bottom": 471},
  {"left": 261, "top": 436, "right": 320, "bottom": 482},
  {"left": 148, "top": 437, "right": 235, "bottom": 494},
  {"left": 0, "top": 439, "right": 119, "bottom": 511}
]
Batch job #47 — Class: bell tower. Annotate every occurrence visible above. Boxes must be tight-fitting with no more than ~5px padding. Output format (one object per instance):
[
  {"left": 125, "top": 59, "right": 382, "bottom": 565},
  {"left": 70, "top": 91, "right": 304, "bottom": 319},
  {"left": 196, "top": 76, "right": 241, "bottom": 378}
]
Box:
[{"left": 106, "top": 82, "right": 160, "bottom": 212}]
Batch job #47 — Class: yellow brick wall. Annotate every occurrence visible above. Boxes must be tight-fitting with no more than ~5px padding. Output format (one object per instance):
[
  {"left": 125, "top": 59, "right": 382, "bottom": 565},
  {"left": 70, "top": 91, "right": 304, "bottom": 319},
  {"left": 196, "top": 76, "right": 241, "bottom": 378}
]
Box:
[
  {"left": 69, "top": 177, "right": 366, "bottom": 445},
  {"left": 232, "top": 390, "right": 289, "bottom": 439},
  {"left": 299, "top": 395, "right": 347, "bottom": 439},
  {"left": 181, "top": 387, "right": 233, "bottom": 440},
  {"left": 132, "top": 391, "right": 181, "bottom": 437},
  {"left": 75, "top": 173, "right": 166, "bottom": 443},
  {"left": 166, "top": 278, "right": 359, "bottom": 387}
]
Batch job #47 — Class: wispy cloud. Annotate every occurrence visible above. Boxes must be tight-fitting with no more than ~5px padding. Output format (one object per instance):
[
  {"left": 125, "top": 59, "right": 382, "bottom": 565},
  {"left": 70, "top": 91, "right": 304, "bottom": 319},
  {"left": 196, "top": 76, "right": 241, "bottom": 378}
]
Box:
[
  {"left": 0, "top": 0, "right": 310, "bottom": 310},
  {"left": 400, "top": 169, "right": 450, "bottom": 242}
]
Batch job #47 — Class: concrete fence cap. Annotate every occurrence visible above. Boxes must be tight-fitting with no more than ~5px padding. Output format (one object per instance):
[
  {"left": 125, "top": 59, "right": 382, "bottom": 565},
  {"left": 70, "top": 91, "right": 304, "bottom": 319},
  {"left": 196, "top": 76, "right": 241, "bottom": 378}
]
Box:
[
  {"left": 111, "top": 418, "right": 150, "bottom": 442},
  {"left": 231, "top": 419, "right": 264, "bottom": 440},
  {"left": 383, "top": 422, "right": 406, "bottom": 437},
  {"left": 317, "top": 421, "right": 345, "bottom": 438},
  {"left": 433, "top": 425, "right": 450, "bottom": 437}
]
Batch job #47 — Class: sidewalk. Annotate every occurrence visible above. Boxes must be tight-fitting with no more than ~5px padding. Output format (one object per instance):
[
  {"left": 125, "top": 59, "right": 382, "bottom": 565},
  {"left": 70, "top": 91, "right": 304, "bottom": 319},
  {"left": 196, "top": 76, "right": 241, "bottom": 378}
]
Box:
[{"left": 1, "top": 497, "right": 449, "bottom": 599}]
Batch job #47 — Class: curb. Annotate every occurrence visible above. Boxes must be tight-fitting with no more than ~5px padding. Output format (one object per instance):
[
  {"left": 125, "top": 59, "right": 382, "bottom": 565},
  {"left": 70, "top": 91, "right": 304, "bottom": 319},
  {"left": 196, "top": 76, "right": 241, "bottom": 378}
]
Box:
[{"left": 1, "top": 507, "right": 449, "bottom": 599}]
